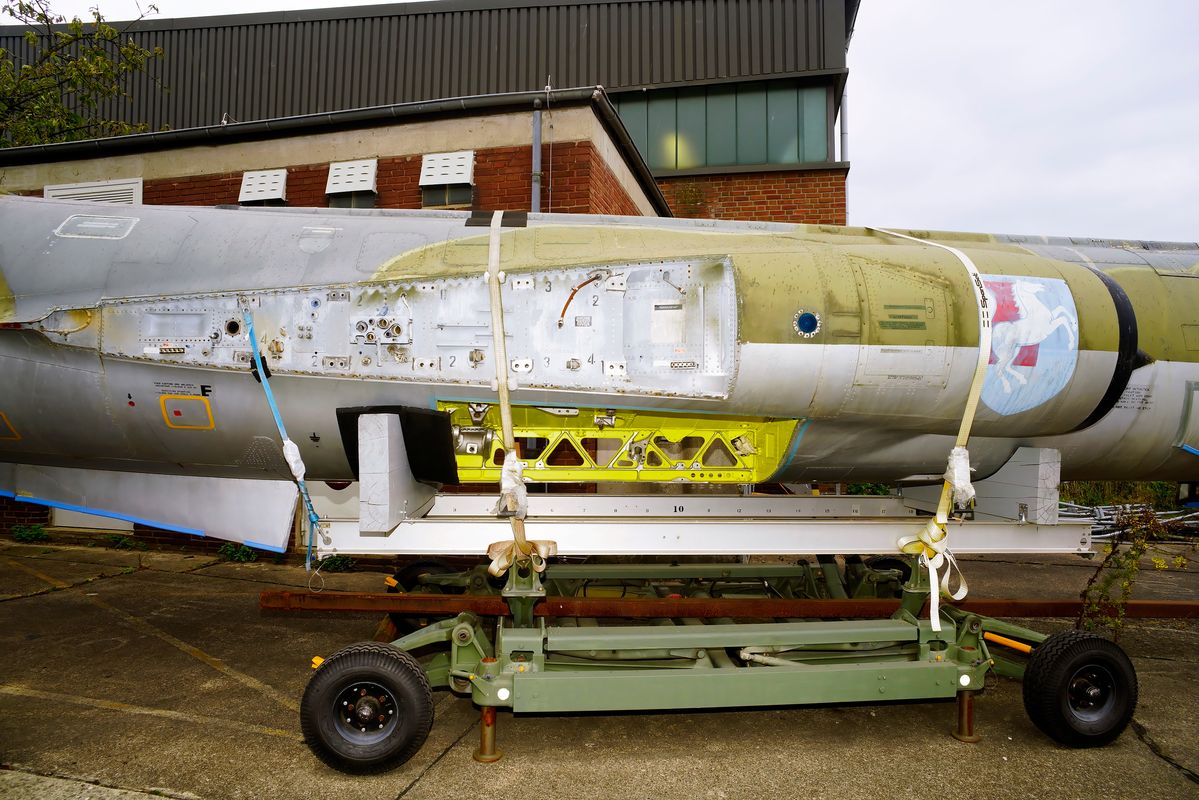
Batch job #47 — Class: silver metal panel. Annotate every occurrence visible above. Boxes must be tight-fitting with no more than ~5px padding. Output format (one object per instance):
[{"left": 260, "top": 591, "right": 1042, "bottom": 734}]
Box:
[
  {"left": 9, "top": 464, "right": 298, "bottom": 551},
  {"left": 94, "top": 257, "right": 737, "bottom": 400},
  {"left": 357, "top": 413, "right": 435, "bottom": 534}
]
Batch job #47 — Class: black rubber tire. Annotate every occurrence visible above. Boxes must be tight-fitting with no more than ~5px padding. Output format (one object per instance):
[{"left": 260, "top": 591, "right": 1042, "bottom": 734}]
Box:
[
  {"left": 300, "top": 641, "right": 434, "bottom": 772},
  {"left": 1022, "top": 630, "right": 1137, "bottom": 748}
]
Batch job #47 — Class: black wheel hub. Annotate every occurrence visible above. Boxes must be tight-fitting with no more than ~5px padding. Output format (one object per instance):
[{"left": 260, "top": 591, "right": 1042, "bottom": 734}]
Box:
[
  {"left": 334, "top": 682, "right": 399, "bottom": 743},
  {"left": 1067, "top": 664, "right": 1115, "bottom": 722}
]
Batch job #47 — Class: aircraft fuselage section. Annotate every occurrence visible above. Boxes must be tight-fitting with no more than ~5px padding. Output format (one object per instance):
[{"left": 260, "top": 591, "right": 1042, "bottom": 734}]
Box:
[{"left": 1, "top": 198, "right": 1197, "bottom": 485}]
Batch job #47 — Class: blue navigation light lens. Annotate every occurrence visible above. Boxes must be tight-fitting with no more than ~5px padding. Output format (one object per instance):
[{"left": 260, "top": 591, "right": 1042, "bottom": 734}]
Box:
[{"left": 796, "top": 312, "right": 819, "bottom": 334}]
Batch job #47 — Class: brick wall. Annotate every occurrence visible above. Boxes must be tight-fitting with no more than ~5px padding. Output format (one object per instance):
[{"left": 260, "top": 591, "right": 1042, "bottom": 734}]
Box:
[
  {"left": 142, "top": 173, "right": 242, "bottom": 205},
  {"left": 589, "top": 145, "right": 643, "bottom": 216},
  {"left": 0, "top": 497, "right": 50, "bottom": 533},
  {"left": 140, "top": 140, "right": 641, "bottom": 216},
  {"left": 657, "top": 167, "right": 848, "bottom": 225}
]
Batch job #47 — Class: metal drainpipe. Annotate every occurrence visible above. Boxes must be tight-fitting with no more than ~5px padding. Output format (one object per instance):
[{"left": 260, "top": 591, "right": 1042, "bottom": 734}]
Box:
[
  {"left": 531, "top": 99, "right": 543, "bottom": 212},
  {"left": 839, "top": 89, "right": 849, "bottom": 161}
]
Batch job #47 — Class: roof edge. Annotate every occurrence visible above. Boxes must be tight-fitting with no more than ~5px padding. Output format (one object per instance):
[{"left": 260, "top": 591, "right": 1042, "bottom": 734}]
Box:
[
  {"left": 0, "top": 86, "right": 672, "bottom": 218},
  {"left": 0, "top": 0, "right": 683, "bottom": 34}
]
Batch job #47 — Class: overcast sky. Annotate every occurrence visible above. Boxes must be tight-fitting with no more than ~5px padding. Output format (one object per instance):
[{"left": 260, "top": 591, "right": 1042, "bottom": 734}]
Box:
[{"left": 11, "top": 1, "right": 1199, "bottom": 241}]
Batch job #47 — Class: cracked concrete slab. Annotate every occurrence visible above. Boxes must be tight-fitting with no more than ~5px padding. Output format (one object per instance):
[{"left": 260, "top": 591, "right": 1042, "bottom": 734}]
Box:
[
  {"left": 0, "top": 769, "right": 194, "bottom": 800},
  {"left": 0, "top": 544, "right": 1196, "bottom": 799}
]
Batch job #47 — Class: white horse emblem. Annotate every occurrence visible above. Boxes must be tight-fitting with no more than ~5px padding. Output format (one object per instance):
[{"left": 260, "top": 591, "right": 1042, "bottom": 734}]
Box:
[{"left": 981, "top": 276, "right": 1079, "bottom": 416}]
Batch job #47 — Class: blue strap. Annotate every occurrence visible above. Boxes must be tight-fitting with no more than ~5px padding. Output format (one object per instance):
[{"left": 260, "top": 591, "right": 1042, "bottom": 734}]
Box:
[{"left": 243, "top": 311, "right": 322, "bottom": 571}]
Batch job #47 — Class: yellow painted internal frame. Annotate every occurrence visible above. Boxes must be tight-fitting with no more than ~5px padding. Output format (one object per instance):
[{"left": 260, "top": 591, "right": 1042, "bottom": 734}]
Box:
[{"left": 439, "top": 402, "right": 799, "bottom": 484}]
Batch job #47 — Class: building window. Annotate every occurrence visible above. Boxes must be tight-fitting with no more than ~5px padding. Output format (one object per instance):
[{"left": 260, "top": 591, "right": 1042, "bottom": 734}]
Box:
[
  {"left": 420, "top": 185, "right": 473, "bottom": 208},
  {"left": 326, "top": 159, "right": 377, "bottom": 208},
  {"left": 44, "top": 177, "right": 143, "bottom": 204},
  {"left": 239, "top": 169, "right": 287, "bottom": 206},
  {"left": 328, "top": 191, "right": 377, "bottom": 209},
  {"left": 615, "top": 81, "right": 829, "bottom": 172},
  {"left": 419, "top": 150, "right": 474, "bottom": 209}
]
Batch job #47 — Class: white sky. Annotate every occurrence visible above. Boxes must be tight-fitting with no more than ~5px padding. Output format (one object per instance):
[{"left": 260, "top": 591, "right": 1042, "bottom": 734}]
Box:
[
  {"left": 11, "top": 0, "right": 1199, "bottom": 241},
  {"left": 848, "top": 1, "right": 1199, "bottom": 241}
]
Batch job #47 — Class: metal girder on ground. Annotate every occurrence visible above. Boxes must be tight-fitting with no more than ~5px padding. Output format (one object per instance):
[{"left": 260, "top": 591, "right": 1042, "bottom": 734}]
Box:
[
  {"left": 315, "top": 514, "right": 1092, "bottom": 557},
  {"left": 422, "top": 494, "right": 921, "bottom": 518},
  {"left": 258, "top": 590, "right": 1199, "bottom": 619}
]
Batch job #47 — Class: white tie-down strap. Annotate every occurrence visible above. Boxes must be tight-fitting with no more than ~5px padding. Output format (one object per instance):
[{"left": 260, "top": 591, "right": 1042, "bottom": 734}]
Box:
[
  {"left": 487, "top": 452, "right": 556, "bottom": 578},
  {"left": 493, "top": 450, "right": 529, "bottom": 520},
  {"left": 487, "top": 538, "right": 558, "bottom": 577},
  {"left": 483, "top": 210, "right": 555, "bottom": 575},
  {"left": 902, "top": 518, "right": 969, "bottom": 631},
  {"left": 944, "top": 446, "right": 976, "bottom": 507},
  {"left": 871, "top": 228, "right": 992, "bottom": 631},
  {"left": 282, "top": 439, "right": 306, "bottom": 483}
]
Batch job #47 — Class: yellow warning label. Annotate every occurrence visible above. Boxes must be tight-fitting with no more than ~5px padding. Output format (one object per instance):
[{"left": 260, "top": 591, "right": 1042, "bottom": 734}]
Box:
[{"left": 159, "top": 395, "right": 215, "bottom": 431}]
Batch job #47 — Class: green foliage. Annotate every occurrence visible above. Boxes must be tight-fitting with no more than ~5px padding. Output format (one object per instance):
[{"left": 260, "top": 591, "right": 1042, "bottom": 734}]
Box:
[
  {"left": 217, "top": 542, "right": 258, "bottom": 563},
  {"left": 1077, "top": 508, "right": 1192, "bottom": 639},
  {"left": 1060, "top": 480, "right": 1179, "bottom": 510},
  {"left": 317, "top": 554, "right": 356, "bottom": 572},
  {"left": 1, "top": 1, "right": 163, "bottom": 147},
  {"left": 11, "top": 522, "right": 48, "bottom": 542},
  {"left": 104, "top": 533, "right": 146, "bottom": 550},
  {"left": 846, "top": 482, "right": 891, "bottom": 496}
]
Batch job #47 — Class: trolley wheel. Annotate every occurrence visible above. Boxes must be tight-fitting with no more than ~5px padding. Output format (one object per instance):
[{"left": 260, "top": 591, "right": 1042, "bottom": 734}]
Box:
[
  {"left": 300, "top": 641, "right": 433, "bottom": 772},
  {"left": 387, "top": 559, "right": 462, "bottom": 633},
  {"left": 1021, "top": 630, "right": 1137, "bottom": 747}
]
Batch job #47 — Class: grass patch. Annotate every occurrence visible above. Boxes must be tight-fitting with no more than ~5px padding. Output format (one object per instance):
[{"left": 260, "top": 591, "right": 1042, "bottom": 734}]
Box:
[
  {"left": 1060, "top": 481, "right": 1179, "bottom": 510},
  {"left": 217, "top": 542, "right": 258, "bottom": 563},
  {"left": 12, "top": 523, "right": 49, "bottom": 543},
  {"left": 317, "top": 554, "right": 356, "bottom": 572},
  {"left": 104, "top": 534, "right": 147, "bottom": 551}
]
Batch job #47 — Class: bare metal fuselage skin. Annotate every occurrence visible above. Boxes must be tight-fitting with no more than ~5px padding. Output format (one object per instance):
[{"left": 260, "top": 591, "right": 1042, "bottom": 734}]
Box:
[{"left": 1, "top": 197, "right": 1197, "bottom": 495}]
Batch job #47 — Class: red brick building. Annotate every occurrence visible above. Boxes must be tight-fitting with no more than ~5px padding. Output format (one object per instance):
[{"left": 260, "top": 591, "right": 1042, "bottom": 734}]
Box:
[
  {"left": 0, "top": 88, "right": 668, "bottom": 217},
  {"left": 0, "top": 0, "right": 857, "bottom": 224}
]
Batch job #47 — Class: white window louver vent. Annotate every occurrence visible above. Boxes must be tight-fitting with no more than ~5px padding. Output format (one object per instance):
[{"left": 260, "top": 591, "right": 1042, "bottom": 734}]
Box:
[
  {"left": 44, "top": 177, "right": 143, "bottom": 204},
  {"left": 419, "top": 151, "right": 475, "bottom": 186},
  {"left": 326, "top": 159, "right": 378, "bottom": 194},
  {"left": 239, "top": 169, "right": 288, "bottom": 203}
]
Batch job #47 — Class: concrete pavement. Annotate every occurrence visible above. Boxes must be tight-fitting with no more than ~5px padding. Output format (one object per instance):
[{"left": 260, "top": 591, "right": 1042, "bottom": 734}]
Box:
[{"left": 0, "top": 541, "right": 1196, "bottom": 799}]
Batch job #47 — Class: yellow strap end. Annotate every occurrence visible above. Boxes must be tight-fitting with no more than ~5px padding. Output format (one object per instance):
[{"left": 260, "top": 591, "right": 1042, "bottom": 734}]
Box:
[
  {"left": 311, "top": 655, "right": 325, "bottom": 669},
  {"left": 384, "top": 576, "right": 398, "bottom": 588}
]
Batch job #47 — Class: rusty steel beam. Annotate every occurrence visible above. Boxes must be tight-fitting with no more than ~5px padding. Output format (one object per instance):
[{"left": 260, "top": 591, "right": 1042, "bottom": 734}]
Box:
[{"left": 258, "top": 590, "right": 1199, "bottom": 619}]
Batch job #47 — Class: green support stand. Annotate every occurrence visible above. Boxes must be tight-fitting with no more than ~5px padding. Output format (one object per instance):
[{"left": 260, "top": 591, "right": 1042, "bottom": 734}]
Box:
[{"left": 388, "top": 557, "right": 1057, "bottom": 760}]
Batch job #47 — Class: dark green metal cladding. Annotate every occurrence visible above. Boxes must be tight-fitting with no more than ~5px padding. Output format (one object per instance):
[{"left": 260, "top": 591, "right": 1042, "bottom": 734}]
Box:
[{"left": 510, "top": 659, "right": 964, "bottom": 713}]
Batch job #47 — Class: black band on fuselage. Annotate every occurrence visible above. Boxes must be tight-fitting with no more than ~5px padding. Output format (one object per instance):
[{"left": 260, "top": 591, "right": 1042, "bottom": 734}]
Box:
[{"left": 1071, "top": 267, "right": 1139, "bottom": 432}]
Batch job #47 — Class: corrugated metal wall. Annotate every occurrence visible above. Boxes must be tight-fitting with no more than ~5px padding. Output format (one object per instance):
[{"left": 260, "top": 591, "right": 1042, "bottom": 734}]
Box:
[{"left": 1, "top": 0, "right": 852, "bottom": 132}]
